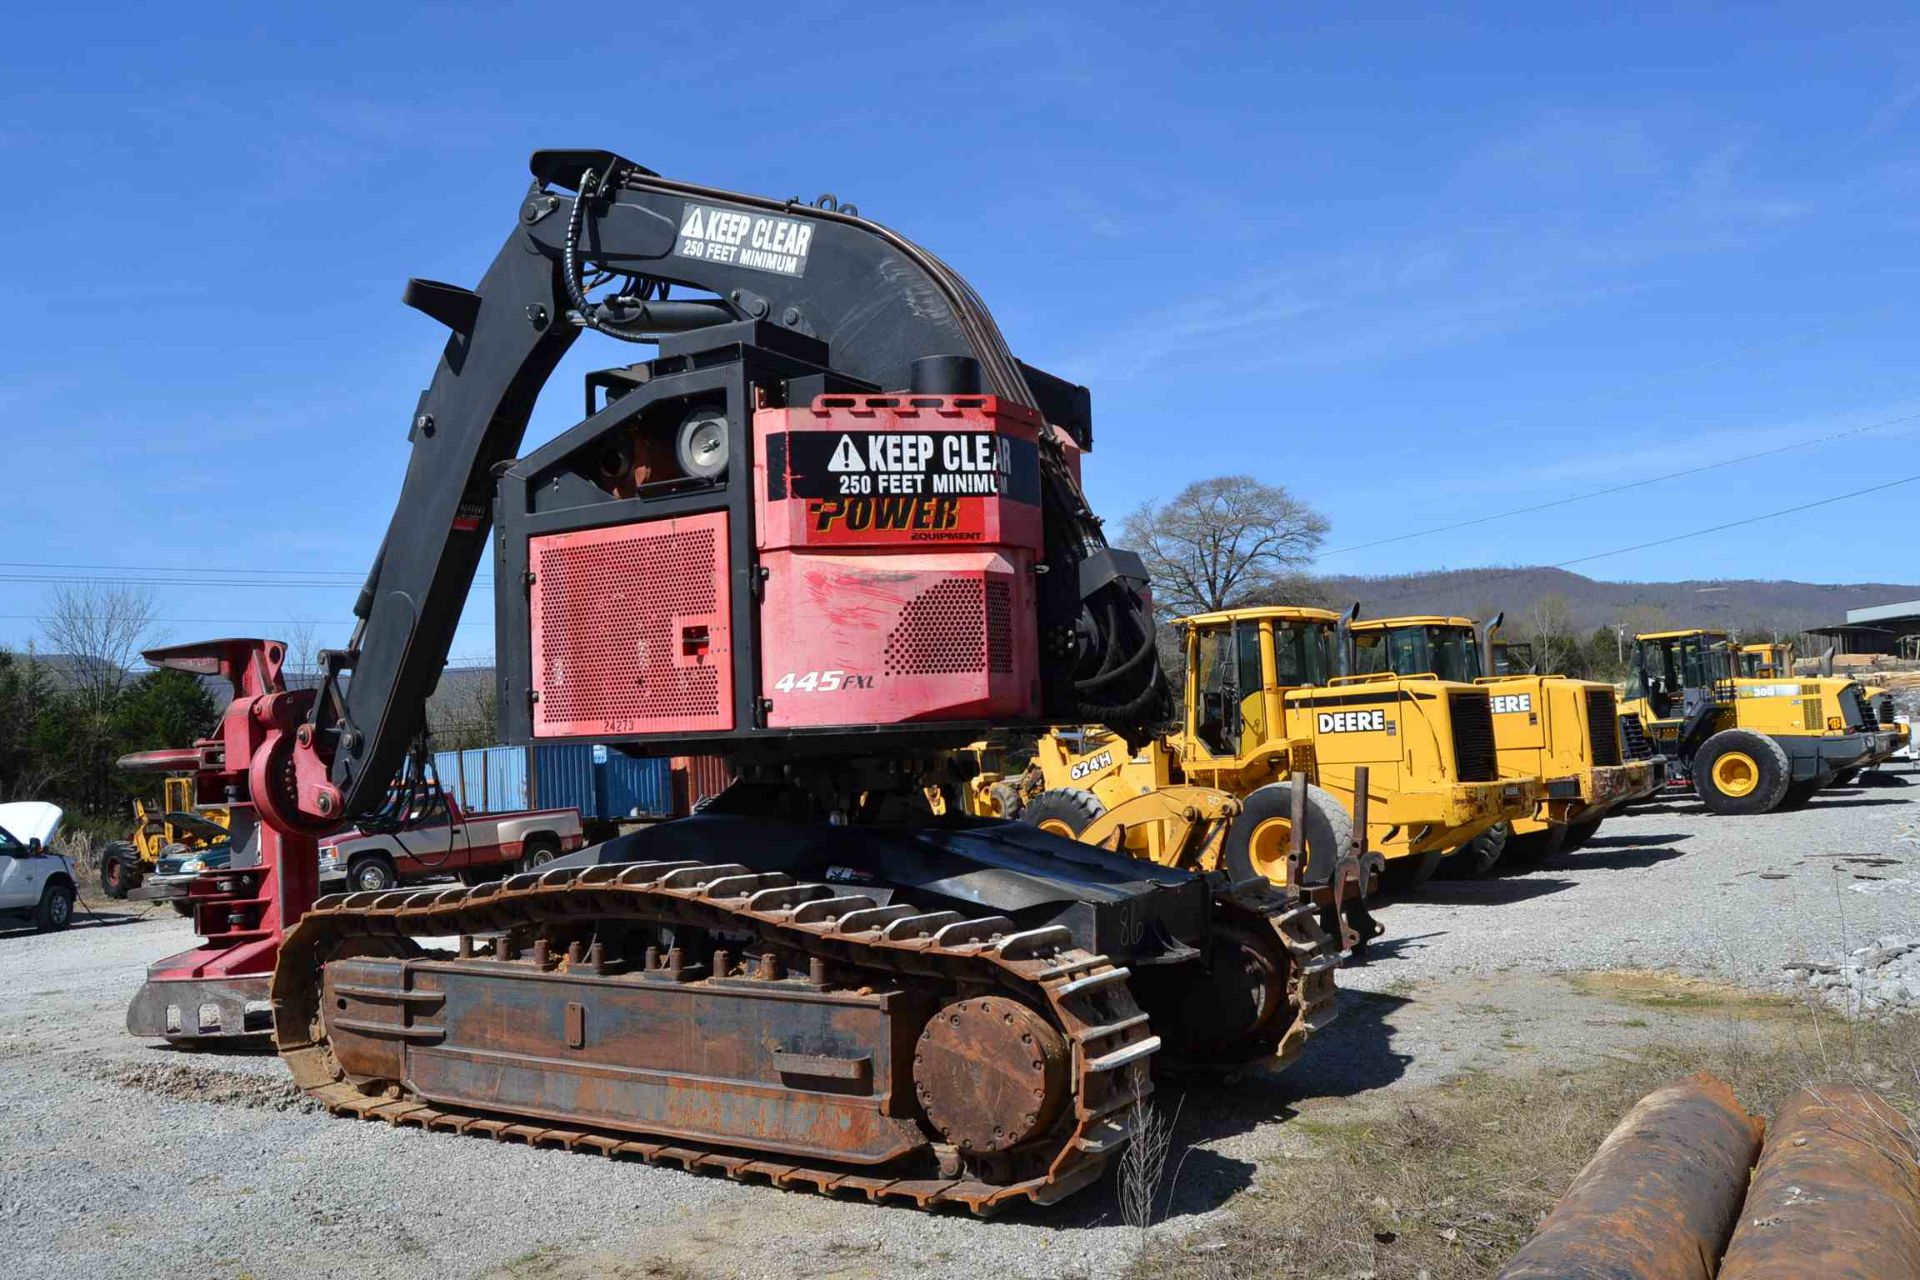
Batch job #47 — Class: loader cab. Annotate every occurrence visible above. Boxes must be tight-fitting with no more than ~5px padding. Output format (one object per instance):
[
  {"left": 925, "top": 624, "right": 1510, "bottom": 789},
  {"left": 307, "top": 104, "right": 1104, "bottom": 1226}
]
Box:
[
  {"left": 1737, "top": 643, "right": 1793, "bottom": 679},
  {"left": 1185, "top": 608, "right": 1335, "bottom": 758},
  {"left": 1490, "top": 641, "right": 1535, "bottom": 676},
  {"left": 1348, "top": 617, "right": 1484, "bottom": 683},
  {"left": 1626, "top": 630, "right": 1731, "bottom": 723}
]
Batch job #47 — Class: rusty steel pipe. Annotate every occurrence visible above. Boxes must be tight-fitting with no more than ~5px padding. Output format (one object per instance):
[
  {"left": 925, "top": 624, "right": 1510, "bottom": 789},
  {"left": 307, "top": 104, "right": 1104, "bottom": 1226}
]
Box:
[
  {"left": 1719, "top": 1084, "right": 1920, "bottom": 1279},
  {"left": 1498, "top": 1072, "right": 1763, "bottom": 1280}
]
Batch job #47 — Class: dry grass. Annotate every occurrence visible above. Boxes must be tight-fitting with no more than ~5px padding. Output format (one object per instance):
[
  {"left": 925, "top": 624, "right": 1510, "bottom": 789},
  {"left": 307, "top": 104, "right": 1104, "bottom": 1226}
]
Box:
[{"left": 1130, "top": 982, "right": 1920, "bottom": 1280}]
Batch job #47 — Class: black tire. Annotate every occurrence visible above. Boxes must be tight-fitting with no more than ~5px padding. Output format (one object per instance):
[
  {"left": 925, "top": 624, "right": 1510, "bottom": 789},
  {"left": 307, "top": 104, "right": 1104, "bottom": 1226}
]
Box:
[
  {"left": 1380, "top": 848, "right": 1445, "bottom": 891},
  {"left": 519, "top": 834, "right": 563, "bottom": 873},
  {"left": 34, "top": 882, "right": 74, "bottom": 933},
  {"left": 1559, "top": 818, "right": 1604, "bottom": 854},
  {"left": 1693, "top": 730, "right": 1792, "bottom": 815},
  {"left": 988, "top": 780, "right": 1027, "bottom": 821},
  {"left": 1776, "top": 779, "right": 1821, "bottom": 811},
  {"left": 99, "top": 843, "right": 141, "bottom": 899},
  {"left": 347, "top": 855, "right": 398, "bottom": 892},
  {"left": 1221, "top": 781, "right": 1352, "bottom": 888},
  {"left": 1018, "top": 788, "right": 1107, "bottom": 840},
  {"left": 171, "top": 900, "right": 195, "bottom": 918},
  {"left": 1833, "top": 768, "right": 1860, "bottom": 787},
  {"left": 1504, "top": 823, "right": 1567, "bottom": 863},
  {"left": 1440, "top": 821, "right": 1509, "bottom": 878}
]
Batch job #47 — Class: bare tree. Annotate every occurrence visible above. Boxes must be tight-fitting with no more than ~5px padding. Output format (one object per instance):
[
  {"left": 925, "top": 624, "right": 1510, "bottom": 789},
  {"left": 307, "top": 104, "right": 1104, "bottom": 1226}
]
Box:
[
  {"left": 1526, "top": 592, "right": 1578, "bottom": 675},
  {"left": 278, "top": 621, "right": 325, "bottom": 690},
  {"left": 1123, "top": 476, "right": 1330, "bottom": 618},
  {"left": 39, "top": 584, "right": 159, "bottom": 713},
  {"left": 428, "top": 668, "right": 501, "bottom": 750}
]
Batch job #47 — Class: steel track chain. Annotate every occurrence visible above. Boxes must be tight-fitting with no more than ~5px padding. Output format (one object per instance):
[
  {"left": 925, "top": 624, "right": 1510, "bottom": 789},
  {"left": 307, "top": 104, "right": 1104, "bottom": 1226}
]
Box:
[
  {"left": 272, "top": 859, "right": 1163, "bottom": 1214},
  {"left": 1215, "top": 880, "right": 1343, "bottom": 1069}
]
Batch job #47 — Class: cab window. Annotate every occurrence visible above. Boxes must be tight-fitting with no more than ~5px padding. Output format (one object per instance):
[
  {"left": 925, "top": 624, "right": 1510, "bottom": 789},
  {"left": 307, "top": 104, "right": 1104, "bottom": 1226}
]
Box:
[
  {"left": 0, "top": 825, "right": 21, "bottom": 855},
  {"left": 1351, "top": 633, "right": 1389, "bottom": 675},
  {"left": 1388, "top": 628, "right": 1427, "bottom": 676},
  {"left": 1274, "top": 621, "right": 1331, "bottom": 687},
  {"left": 1236, "top": 624, "right": 1263, "bottom": 698},
  {"left": 1192, "top": 625, "right": 1240, "bottom": 755},
  {"left": 1433, "top": 628, "right": 1481, "bottom": 682}
]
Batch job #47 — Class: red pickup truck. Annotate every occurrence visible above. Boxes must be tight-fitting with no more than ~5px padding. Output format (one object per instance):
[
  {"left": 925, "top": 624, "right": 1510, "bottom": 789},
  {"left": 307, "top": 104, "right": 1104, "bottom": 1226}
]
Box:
[{"left": 317, "top": 792, "right": 585, "bottom": 892}]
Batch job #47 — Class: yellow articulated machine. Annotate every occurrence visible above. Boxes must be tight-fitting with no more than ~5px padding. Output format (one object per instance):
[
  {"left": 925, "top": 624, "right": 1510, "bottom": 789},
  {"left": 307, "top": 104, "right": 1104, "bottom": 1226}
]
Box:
[
  {"left": 1623, "top": 629, "right": 1884, "bottom": 813},
  {"left": 1739, "top": 642, "right": 1908, "bottom": 781},
  {"left": 983, "top": 605, "right": 1535, "bottom": 893},
  {"left": 98, "top": 773, "right": 231, "bottom": 899},
  {"left": 1347, "top": 613, "right": 1657, "bottom": 873}
]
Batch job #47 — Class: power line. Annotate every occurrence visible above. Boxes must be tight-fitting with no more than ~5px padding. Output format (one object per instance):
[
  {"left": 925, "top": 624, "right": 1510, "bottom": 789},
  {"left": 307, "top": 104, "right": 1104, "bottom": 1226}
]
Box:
[
  {"left": 1317, "top": 407, "right": 1920, "bottom": 558},
  {"left": 0, "top": 560, "right": 369, "bottom": 578},
  {"left": 1368, "top": 472, "right": 1920, "bottom": 606},
  {"left": 0, "top": 612, "right": 495, "bottom": 628},
  {"left": 0, "top": 573, "right": 497, "bottom": 590}
]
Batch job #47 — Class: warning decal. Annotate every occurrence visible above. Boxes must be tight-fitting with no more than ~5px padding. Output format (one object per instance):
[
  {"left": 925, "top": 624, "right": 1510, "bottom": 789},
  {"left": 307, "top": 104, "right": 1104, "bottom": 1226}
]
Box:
[
  {"left": 779, "top": 430, "right": 1040, "bottom": 504},
  {"left": 675, "top": 203, "right": 814, "bottom": 277}
]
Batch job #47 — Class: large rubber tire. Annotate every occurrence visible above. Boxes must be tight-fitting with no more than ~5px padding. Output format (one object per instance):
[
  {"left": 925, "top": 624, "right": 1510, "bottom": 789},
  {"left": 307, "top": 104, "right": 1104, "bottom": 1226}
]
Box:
[
  {"left": 1505, "top": 823, "right": 1567, "bottom": 863},
  {"left": 519, "top": 835, "right": 562, "bottom": 873},
  {"left": 99, "top": 843, "right": 141, "bottom": 899},
  {"left": 1018, "top": 788, "right": 1107, "bottom": 840},
  {"left": 1694, "top": 730, "right": 1792, "bottom": 815},
  {"left": 1833, "top": 768, "right": 1860, "bottom": 786},
  {"left": 1380, "top": 848, "right": 1445, "bottom": 891},
  {"left": 1775, "top": 778, "right": 1821, "bottom": 812},
  {"left": 34, "top": 882, "right": 74, "bottom": 933},
  {"left": 1559, "top": 818, "right": 1603, "bottom": 854},
  {"left": 347, "top": 855, "right": 398, "bottom": 892},
  {"left": 1440, "top": 821, "right": 1509, "bottom": 878},
  {"left": 1221, "top": 781, "right": 1351, "bottom": 888}
]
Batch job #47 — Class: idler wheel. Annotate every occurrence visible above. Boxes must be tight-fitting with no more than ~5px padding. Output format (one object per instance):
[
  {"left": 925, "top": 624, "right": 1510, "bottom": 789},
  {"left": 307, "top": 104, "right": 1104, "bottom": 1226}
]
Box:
[{"left": 914, "top": 997, "right": 1068, "bottom": 1154}]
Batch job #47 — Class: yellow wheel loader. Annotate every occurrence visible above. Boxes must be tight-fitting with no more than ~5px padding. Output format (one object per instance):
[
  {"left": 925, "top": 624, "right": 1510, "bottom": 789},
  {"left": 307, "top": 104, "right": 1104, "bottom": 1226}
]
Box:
[
  {"left": 98, "top": 773, "right": 231, "bottom": 901},
  {"left": 994, "top": 606, "right": 1534, "bottom": 892},
  {"left": 1346, "top": 613, "right": 1658, "bottom": 873},
  {"left": 1738, "top": 642, "right": 1907, "bottom": 781},
  {"left": 1623, "top": 629, "right": 1881, "bottom": 814}
]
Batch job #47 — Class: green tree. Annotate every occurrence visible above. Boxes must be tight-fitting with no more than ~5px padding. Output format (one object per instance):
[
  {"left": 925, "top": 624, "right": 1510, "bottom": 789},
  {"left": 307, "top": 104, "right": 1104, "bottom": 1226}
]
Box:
[
  {"left": 114, "top": 669, "right": 219, "bottom": 755},
  {"left": 0, "top": 649, "right": 59, "bottom": 801},
  {"left": 1586, "top": 626, "right": 1626, "bottom": 681}
]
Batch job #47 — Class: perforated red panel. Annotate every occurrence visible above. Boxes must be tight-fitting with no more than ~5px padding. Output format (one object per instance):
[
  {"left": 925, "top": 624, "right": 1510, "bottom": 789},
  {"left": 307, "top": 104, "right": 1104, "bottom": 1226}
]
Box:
[
  {"left": 881, "top": 579, "right": 1017, "bottom": 677},
  {"left": 528, "top": 513, "right": 732, "bottom": 738}
]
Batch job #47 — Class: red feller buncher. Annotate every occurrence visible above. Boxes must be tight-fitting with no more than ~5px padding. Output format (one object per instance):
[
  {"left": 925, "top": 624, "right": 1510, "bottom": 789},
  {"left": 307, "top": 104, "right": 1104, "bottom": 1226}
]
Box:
[{"left": 123, "top": 151, "right": 1349, "bottom": 1212}]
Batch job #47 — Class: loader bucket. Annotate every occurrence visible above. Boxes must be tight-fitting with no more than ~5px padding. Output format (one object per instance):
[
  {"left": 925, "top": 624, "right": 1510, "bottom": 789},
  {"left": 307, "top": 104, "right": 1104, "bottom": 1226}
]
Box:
[
  {"left": 1718, "top": 1084, "right": 1920, "bottom": 1279},
  {"left": 1497, "top": 1072, "right": 1762, "bottom": 1280}
]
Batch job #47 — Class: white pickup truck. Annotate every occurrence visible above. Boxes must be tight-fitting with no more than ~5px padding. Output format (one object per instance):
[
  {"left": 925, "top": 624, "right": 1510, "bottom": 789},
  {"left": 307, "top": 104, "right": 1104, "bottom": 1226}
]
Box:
[
  {"left": 0, "top": 802, "right": 76, "bottom": 932},
  {"left": 318, "top": 791, "right": 585, "bottom": 892}
]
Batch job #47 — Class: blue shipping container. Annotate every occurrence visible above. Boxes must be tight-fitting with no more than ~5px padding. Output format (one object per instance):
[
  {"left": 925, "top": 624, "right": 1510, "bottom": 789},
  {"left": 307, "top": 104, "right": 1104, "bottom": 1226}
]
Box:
[
  {"left": 432, "top": 746, "right": 531, "bottom": 814},
  {"left": 533, "top": 743, "right": 597, "bottom": 816},
  {"left": 596, "top": 749, "right": 674, "bottom": 820},
  {"left": 531, "top": 744, "right": 673, "bottom": 821}
]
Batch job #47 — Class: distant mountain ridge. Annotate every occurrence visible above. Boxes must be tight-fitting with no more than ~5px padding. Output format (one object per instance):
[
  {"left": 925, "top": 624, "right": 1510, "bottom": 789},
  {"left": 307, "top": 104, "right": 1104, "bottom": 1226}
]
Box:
[{"left": 1314, "top": 567, "right": 1920, "bottom": 635}]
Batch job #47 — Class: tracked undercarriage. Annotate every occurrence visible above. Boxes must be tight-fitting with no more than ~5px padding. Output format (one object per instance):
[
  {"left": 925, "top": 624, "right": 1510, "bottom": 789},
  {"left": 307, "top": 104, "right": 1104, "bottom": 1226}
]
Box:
[{"left": 274, "top": 828, "right": 1338, "bottom": 1213}]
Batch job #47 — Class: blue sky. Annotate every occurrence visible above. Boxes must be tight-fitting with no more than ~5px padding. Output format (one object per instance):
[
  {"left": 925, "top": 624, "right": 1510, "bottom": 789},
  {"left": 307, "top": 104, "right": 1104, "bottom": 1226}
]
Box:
[{"left": 4, "top": 4, "right": 1919, "bottom": 660}]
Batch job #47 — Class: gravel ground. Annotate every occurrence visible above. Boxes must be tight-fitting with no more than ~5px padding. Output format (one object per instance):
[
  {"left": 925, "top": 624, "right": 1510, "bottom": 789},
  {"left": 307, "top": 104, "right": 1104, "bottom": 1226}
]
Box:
[{"left": 3, "top": 774, "right": 1915, "bottom": 1280}]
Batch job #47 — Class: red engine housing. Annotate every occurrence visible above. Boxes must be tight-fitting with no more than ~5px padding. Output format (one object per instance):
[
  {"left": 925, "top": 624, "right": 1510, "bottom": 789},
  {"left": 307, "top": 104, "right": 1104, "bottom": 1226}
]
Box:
[{"left": 525, "top": 393, "right": 1043, "bottom": 740}]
